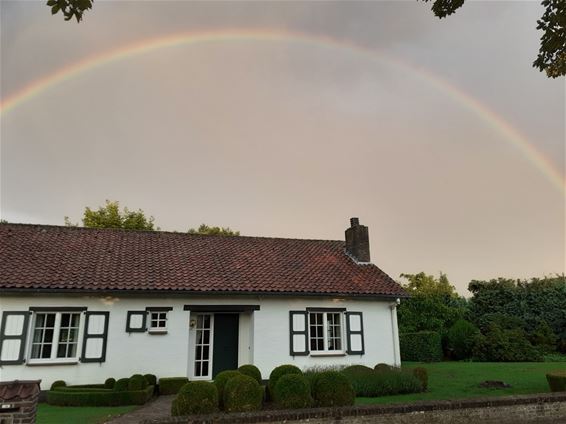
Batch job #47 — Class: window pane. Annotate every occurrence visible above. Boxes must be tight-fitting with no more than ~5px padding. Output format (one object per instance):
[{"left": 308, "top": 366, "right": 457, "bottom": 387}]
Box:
[
  {"left": 61, "top": 313, "right": 70, "bottom": 327},
  {"left": 201, "top": 361, "right": 208, "bottom": 376},
  {"left": 195, "top": 362, "right": 202, "bottom": 376},
  {"left": 46, "top": 314, "right": 56, "bottom": 327}
]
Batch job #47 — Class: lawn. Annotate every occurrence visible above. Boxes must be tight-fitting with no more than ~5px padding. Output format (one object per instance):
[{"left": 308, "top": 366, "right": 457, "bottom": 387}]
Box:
[
  {"left": 36, "top": 404, "right": 137, "bottom": 424},
  {"left": 356, "top": 361, "right": 566, "bottom": 405}
]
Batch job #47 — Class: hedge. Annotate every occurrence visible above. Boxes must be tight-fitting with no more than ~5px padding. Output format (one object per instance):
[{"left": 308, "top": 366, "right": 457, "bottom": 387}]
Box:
[
  {"left": 237, "top": 364, "right": 262, "bottom": 385},
  {"left": 158, "top": 377, "right": 190, "bottom": 395},
  {"left": 172, "top": 381, "right": 219, "bottom": 416},
  {"left": 274, "top": 374, "right": 312, "bottom": 409},
  {"left": 341, "top": 367, "right": 422, "bottom": 397},
  {"left": 399, "top": 331, "right": 443, "bottom": 362},
  {"left": 47, "top": 385, "right": 154, "bottom": 406},
  {"left": 546, "top": 371, "right": 566, "bottom": 392},
  {"left": 311, "top": 371, "right": 354, "bottom": 407},
  {"left": 223, "top": 375, "right": 263, "bottom": 413},
  {"left": 268, "top": 365, "right": 302, "bottom": 400}
]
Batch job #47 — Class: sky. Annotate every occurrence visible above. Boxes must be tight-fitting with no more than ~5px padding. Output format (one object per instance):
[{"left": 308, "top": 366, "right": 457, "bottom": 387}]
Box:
[{"left": 0, "top": 0, "right": 564, "bottom": 295}]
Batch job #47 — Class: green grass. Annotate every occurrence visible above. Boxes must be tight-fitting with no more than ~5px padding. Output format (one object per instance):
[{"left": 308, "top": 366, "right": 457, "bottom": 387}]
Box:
[
  {"left": 37, "top": 404, "right": 137, "bottom": 424},
  {"left": 356, "top": 361, "right": 566, "bottom": 405}
]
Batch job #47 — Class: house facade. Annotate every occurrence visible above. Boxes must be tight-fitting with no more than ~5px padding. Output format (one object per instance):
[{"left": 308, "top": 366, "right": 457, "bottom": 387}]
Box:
[{"left": 0, "top": 218, "right": 406, "bottom": 389}]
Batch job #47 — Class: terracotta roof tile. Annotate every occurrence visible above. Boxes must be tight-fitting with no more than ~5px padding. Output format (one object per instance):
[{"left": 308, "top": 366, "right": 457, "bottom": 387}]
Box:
[{"left": 0, "top": 224, "right": 406, "bottom": 297}]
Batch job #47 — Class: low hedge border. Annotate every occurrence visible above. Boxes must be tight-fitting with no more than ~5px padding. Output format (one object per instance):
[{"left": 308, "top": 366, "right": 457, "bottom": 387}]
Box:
[
  {"left": 139, "top": 392, "right": 566, "bottom": 424},
  {"left": 159, "top": 378, "right": 190, "bottom": 395},
  {"left": 47, "top": 384, "right": 154, "bottom": 406}
]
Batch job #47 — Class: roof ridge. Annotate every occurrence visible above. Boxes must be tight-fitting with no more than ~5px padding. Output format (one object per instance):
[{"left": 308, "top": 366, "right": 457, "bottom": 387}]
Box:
[{"left": 0, "top": 222, "right": 344, "bottom": 243}]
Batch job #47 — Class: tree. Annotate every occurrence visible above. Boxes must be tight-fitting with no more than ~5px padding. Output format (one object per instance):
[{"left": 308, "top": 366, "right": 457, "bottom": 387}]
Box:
[
  {"left": 188, "top": 224, "right": 240, "bottom": 236},
  {"left": 65, "top": 200, "right": 156, "bottom": 230},
  {"left": 47, "top": 0, "right": 565, "bottom": 78},
  {"left": 421, "top": 0, "right": 565, "bottom": 77}
]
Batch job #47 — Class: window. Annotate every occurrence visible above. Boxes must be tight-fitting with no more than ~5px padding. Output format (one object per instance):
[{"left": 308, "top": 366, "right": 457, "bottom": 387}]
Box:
[
  {"left": 148, "top": 311, "right": 168, "bottom": 332},
  {"left": 194, "top": 314, "right": 212, "bottom": 378},
  {"left": 309, "top": 312, "right": 343, "bottom": 353},
  {"left": 30, "top": 312, "right": 81, "bottom": 362}
]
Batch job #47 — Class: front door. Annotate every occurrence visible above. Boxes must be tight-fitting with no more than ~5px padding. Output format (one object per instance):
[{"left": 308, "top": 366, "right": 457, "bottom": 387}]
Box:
[{"left": 212, "top": 314, "right": 239, "bottom": 377}]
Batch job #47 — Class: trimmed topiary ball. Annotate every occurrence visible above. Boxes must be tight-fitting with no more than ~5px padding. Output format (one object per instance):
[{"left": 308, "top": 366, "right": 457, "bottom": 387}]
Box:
[
  {"left": 274, "top": 373, "right": 312, "bottom": 409},
  {"left": 268, "top": 364, "right": 302, "bottom": 400},
  {"left": 143, "top": 374, "right": 157, "bottom": 387},
  {"left": 171, "top": 381, "right": 219, "bottom": 416},
  {"left": 238, "top": 364, "right": 262, "bottom": 385},
  {"left": 412, "top": 367, "right": 428, "bottom": 391},
  {"left": 223, "top": 374, "right": 263, "bottom": 413},
  {"left": 114, "top": 378, "right": 130, "bottom": 392},
  {"left": 312, "top": 371, "right": 355, "bottom": 407},
  {"left": 374, "top": 363, "right": 394, "bottom": 372},
  {"left": 128, "top": 374, "right": 149, "bottom": 391},
  {"left": 104, "top": 378, "right": 116, "bottom": 389},
  {"left": 214, "top": 370, "right": 241, "bottom": 408},
  {"left": 50, "top": 380, "right": 66, "bottom": 390},
  {"left": 343, "top": 365, "right": 374, "bottom": 376}
]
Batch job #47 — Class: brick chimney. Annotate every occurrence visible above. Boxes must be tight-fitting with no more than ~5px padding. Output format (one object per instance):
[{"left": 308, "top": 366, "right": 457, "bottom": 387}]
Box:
[{"left": 345, "top": 217, "right": 370, "bottom": 263}]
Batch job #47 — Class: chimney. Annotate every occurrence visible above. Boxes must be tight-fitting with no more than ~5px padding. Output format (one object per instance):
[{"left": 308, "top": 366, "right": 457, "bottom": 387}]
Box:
[{"left": 345, "top": 217, "right": 370, "bottom": 263}]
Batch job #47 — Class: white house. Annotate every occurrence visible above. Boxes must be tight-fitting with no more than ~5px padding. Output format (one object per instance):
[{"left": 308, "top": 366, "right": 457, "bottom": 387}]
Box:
[{"left": 0, "top": 218, "right": 406, "bottom": 389}]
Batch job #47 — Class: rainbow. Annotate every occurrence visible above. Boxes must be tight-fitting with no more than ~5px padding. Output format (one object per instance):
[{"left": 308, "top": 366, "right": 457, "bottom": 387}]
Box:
[{"left": 1, "top": 29, "right": 563, "bottom": 194}]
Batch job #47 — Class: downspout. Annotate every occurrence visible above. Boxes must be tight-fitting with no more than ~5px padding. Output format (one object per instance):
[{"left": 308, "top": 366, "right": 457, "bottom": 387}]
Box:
[{"left": 389, "top": 299, "right": 401, "bottom": 367}]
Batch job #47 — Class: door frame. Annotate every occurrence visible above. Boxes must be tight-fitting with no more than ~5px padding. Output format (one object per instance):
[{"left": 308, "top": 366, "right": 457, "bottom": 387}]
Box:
[{"left": 189, "top": 313, "right": 215, "bottom": 381}]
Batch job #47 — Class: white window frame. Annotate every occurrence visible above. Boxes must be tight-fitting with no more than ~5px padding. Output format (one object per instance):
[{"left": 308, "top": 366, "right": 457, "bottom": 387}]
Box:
[
  {"left": 148, "top": 311, "right": 168, "bottom": 333},
  {"left": 192, "top": 313, "right": 214, "bottom": 380},
  {"left": 27, "top": 311, "right": 83, "bottom": 364},
  {"left": 308, "top": 311, "right": 345, "bottom": 355}
]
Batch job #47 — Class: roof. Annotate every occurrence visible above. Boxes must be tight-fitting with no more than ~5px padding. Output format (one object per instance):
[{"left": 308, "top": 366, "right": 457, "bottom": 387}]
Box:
[{"left": 0, "top": 223, "right": 406, "bottom": 298}]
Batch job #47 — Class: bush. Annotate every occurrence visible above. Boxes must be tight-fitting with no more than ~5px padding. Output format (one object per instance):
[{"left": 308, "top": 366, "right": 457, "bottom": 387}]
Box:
[
  {"left": 171, "top": 381, "right": 219, "bottom": 416},
  {"left": 412, "top": 367, "right": 428, "bottom": 391},
  {"left": 446, "top": 319, "right": 480, "bottom": 360},
  {"left": 273, "top": 374, "right": 312, "bottom": 409},
  {"left": 374, "top": 363, "right": 394, "bottom": 372},
  {"left": 268, "top": 365, "right": 302, "bottom": 400},
  {"left": 213, "top": 370, "right": 241, "bottom": 408},
  {"left": 158, "top": 377, "right": 189, "bottom": 395},
  {"left": 529, "top": 321, "right": 558, "bottom": 353},
  {"left": 238, "top": 364, "right": 262, "bottom": 385},
  {"left": 50, "top": 380, "right": 66, "bottom": 390},
  {"left": 473, "top": 324, "right": 542, "bottom": 362},
  {"left": 104, "top": 378, "right": 116, "bottom": 390},
  {"left": 546, "top": 371, "right": 566, "bottom": 392},
  {"left": 342, "top": 368, "right": 422, "bottom": 397},
  {"left": 400, "top": 331, "right": 443, "bottom": 362},
  {"left": 343, "top": 365, "right": 374, "bottom": 376},
  {"left": 128, "top": 374, "right": 149, "bottom": 391},
  {"left": 114, "top": 378, "right": 130, "bottom": 392},
  {"left": 143, "top": 374, "right": 157, "bottom": 387},
  {"left": 47, "top": 385, "right": 154, "bottom": 406},
  {"left": 311, "top": 371, "right": 354, "bottom": 407},
  {"left": 223, "top": 375, "right": 263, "bottom": 412}
]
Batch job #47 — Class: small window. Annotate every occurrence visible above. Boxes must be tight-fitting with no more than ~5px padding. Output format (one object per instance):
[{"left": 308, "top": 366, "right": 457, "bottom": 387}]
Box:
[
  {"left": 309, "top": 312, "right": 343, "bottom": 353},
  {"left": 30, "top": 312, "right": 81, "bottom": 362},
  {"left": 148, "top": 311, "right": 168, "bottom": 333}
]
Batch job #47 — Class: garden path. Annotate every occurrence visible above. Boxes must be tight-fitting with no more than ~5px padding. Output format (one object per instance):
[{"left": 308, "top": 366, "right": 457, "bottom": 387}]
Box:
[{"left": 105, "top": 395, "right": 174, "bottom": 424}]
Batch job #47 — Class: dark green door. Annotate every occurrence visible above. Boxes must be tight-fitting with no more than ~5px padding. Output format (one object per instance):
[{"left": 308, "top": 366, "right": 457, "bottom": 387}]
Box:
[{"left": 212, "top": 314, "right": 239, "bottom": 378}]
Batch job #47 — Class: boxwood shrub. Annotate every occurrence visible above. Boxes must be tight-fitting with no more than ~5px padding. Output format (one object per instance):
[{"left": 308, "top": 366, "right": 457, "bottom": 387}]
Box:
[
  {"left": 104, "top": 378, "right": 116, "bottom": 390},
  {"left": 158, "top": 377, "right": 189, "bottom": 395},
  {"left": 50, "top": 381, "right": 66, "bottom": 390},
  {"left": 47, "top": 384, "right": 154, "bottom": 406},
  {"left": 144, "top": 374, "right": 157, "bottom": 387},
  {"left": 268, "top": 364, "right": 302, "bottom": 400},
  {"left": 214, "top": 370, "right": 241, "bottom": 408},
  {"left": 237, "top": 364, "right": 262, "bottom": 385},
  {"left": 128, "top": 374, "right": 148, "bottom": 391},
  {"left": 311, "top": 371, "right": 354, "bottom": 407},
  {"left": 171, "top": 381, "right": 219, "bottom": 416},
  {"left": 546, "top": 371, "right": 566, "bottom": 392},
  {"left": 274, "top": 374, "right": 312, "bottom": 409},
  {"left": 114, "top": 378, "right": 130, "bottom": 392},
  {"left": 400, "top": 331, "right": 443, "bottom": 362},
  {"left": 223, "top": 375, "right": 263, "bottom": 413}
]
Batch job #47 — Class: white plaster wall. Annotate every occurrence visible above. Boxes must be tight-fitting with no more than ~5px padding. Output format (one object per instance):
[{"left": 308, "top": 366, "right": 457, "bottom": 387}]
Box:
[{"left": 0, "top": 295, "right": 399, "bottom": 389}]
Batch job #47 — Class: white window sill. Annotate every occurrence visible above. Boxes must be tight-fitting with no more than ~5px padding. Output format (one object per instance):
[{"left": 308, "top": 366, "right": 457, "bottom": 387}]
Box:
[
  {"left": 148, "top": 329, "right": 168, "bottom": 334},
  {"left": 27, "top": 359, "right": 79, "bottom": 366},
  {"left": 310, "top": 351, "right": 346, "bottom": 357}
]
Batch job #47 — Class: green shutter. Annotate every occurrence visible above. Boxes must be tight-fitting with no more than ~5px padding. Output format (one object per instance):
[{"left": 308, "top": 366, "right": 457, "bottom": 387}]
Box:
[
  {"left": 345, "top": 312, "right": 365, "bottom": 355},
  {"left": 0, "top": 311, "right": 30, "bottom": 365},
  {"left": 289, "top": 311, "right": 309, "bottom": 356},
  {"left": 81, "top": 311, "right": 109, "bottom": 363}
]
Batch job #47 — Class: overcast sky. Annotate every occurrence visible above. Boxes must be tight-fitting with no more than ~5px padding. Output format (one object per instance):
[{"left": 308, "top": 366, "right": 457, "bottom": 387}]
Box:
[{"left": 1, "top": 0, "right": 564, "bottom": 294}]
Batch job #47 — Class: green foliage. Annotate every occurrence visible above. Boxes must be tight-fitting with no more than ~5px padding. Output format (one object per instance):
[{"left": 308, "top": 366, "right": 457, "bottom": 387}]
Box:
[
  {"left": 273, "top": 374, "right": 312, "bottom": 409},
  {"left": 446, "top": 319, "right": 480, "bottom": 360},
  {"left": 311, "top": 371, "right": 355, "bottom": 407},
  {"left": 343, "top": 365, "right": 374, "bottom": 375},
  {"left": 143, "top": 374, "right": 157, "bottom": 387},
  {"left": 213, "top": 370, "right": 242, "bottom": 408},
  {"left": 529, "top": 321, "right": 558, "bottom": 353},
  {"left": 237, "top": 364, "right": 262, "bottom": 384},
  {"left": 113, "top": 378, "right": 129, "bottom": 392},
  {"left": 223, "top": 375, "right": 263, "bottom": 413},
  {"left": 128, "top": 374, "right": 148, "bottom": 391},
  {"left": 47, "top": 385, "right": 153, "bottom": 406},
  {"left": 400, "top": 331, "right": 443, "bottom": 362},
  {"left": 546, "top": 371, "right": 566, "bottom": 392},
  {"left": 171, "top": 381, "right": 219, "bottom": 416},
  {"left": 158, "top": 377, "right": 189, "bottom": 395},
  {"left": 104, "top": 378, "right": 116, "bottom": 390},
  {"left": 268, "top": 364, "right": 303, "bottom": 400},
  {"left": 50, "top": 381, "right": 66, "bottom": 390},
  {"left": 188, "top": 223, "right": 240, "bottom": 236},
  {"left": 342, "top": 367, "right": 421, "bottom": 397},
  {"left": 66, "top": 200, "right": 156, "bottom": 230},
  {"left": 412, "top": 367, "right": 428, "bottom": 391},
  {"left": 374, "top": 363, "right": 394, "bottom": 372},
  {"left": 472, "top": 324, "right": 543, "bottom": 362},
  {"left": 47, "top": 0, "right": 93, "bottom": 22}
]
